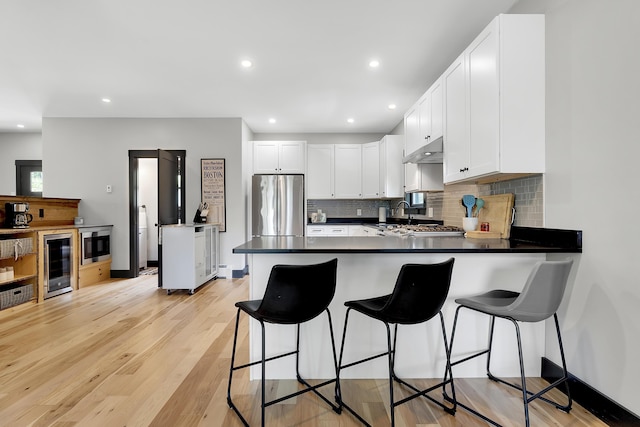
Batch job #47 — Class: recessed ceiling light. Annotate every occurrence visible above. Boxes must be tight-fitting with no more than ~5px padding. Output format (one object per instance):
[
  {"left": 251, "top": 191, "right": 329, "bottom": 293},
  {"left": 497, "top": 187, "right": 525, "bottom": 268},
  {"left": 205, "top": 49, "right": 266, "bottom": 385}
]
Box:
[
  {"left": 369, "top": 60, "right": 380, "bottom": 68},
  {"left": 241, "top": 59, "right": 253, "bottom": 68},
  {"left": 101, "top": 98, "right": 111, "bottom": 103},
  {"left": 388, "top": 104, "right": 397, "bottom": 110},
  {"left": 16, "top": 124, "right": 25, "bottom": 128},
  {"left": 424, "top": 152, "right": 432, "bottom": 156},
  {"left": 347, "top": 118, "right": 355, "bottom": 124},
  {"left": 269, "top": 118, "right": 276, "bottom": 124}
]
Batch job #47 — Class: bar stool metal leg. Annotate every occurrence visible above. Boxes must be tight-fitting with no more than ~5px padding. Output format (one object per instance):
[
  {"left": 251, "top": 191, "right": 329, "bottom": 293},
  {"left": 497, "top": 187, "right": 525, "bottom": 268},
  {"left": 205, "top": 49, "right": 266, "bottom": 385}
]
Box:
[
  {"left": 448, "top": 307, "right": 573, "bottom": 427},
  {"left": 228, "top": 307, "right": 342, "bottom": 426},
  {"left": 339, "top": 309, "right": 456, "bottom": 427}
]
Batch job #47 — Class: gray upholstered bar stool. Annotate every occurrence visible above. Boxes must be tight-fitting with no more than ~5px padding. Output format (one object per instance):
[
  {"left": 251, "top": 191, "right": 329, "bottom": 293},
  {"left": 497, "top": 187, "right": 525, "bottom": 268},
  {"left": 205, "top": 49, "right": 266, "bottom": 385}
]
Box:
[
  {"left": 337, "top": 258, "right": 456, "bottom": 426},
  {"left": 446, "top": 259, "right": 574, "bottom": 427},
  {"left": 227, "top": 258, "right": 341, "bottom": 426}
]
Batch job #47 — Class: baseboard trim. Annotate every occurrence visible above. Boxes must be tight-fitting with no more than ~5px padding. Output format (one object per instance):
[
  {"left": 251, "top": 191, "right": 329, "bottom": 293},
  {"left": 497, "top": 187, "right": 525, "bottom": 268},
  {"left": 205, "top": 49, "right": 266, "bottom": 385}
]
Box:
[
  {"left": 542, "top": 357, "right": 639, "bottom": 426},
  {"left": 232, "top": 265, "right": 249, "bottom": 279},
  {"left": 111, "top": 270, "right": 132, "bottom": 279}
]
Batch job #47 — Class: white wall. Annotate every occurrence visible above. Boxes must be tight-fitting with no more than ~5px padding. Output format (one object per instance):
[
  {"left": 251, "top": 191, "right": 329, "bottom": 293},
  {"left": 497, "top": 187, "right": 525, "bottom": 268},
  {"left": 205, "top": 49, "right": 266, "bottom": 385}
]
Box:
[
  {"left": 42, "top": 118, "right": 247, "bottom": 273},
  {"left": 0, "top": 132, "right": 42, "bottom": 195},
  {"left": 511, "top": 0, "right": 640, "bottom": 415}
]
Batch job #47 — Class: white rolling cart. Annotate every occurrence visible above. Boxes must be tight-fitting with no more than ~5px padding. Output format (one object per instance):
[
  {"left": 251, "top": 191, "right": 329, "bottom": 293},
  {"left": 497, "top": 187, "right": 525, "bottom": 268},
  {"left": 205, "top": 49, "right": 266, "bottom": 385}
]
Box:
[{"left": 160, "top": 224, "right": 219, "bottom": 294}]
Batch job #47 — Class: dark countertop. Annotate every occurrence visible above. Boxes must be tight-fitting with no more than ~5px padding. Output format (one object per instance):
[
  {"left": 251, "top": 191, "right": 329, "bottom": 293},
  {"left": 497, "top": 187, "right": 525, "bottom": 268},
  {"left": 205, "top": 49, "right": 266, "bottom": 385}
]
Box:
[
  {"left": 307, "top": 217, "right": 442, "bottom": 226},
  {"left": 234, "top": 227, "right": 582, "bottom": 254}
]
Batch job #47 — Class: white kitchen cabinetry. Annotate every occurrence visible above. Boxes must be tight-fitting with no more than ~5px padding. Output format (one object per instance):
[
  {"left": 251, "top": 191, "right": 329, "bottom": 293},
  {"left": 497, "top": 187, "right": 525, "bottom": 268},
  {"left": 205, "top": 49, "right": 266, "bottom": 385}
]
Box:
[
  {"left": 161, "top": 224, "right": 219, "bottom": 294},
  {"left": 442, "top": 52, "right": 468, "bottom": 183},
  {"left": 404, "top": 106, "right": 420, "bottom": 156},
  {"left": 361, "top": 142, "right": 380, "bottom": 198},
  {"left": 404, "top": 78, "right": 443, "bottom": 158},
  {"left": 252, "top": 141, "right": 306, "bottom": 174},
  {"left": 307, "top": 138, "right": 401, "bottom": 200},
  {"left": 405, "top": 163, "right": 445, "bottom": 193},
  {"left": 348, "top": 225, "right": 366, "bottom": 236},
  {"left": 334, "top": 144, "right": 362, "bottom": 199},
  {"left": 348, "top": 225, "right": 379, "bottom": 237},
  {"left": 307, "top": 224, "right": 378, "bottom": 237},
  {"left": 307, "top": 144, "right": 335, "bottom": 198},
  {"left": 443, "top": 14, "right": 545, "bottom": 184},
  {"left": 379, "top": 135, "right": 404, "bottom": 198},
  {"left": 306, "top": 225, "right": 348, "bottom": 237}
]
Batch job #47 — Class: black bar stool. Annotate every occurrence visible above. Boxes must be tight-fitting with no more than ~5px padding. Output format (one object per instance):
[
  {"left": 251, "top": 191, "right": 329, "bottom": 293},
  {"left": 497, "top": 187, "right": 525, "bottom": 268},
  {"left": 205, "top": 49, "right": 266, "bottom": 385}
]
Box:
[
  {"left": 337, "top": 258, "right": 456, "bottom": 426},
  {"left": 226, "top": 258, "right": 341, "bottom": 426},
  {"left": 447, "top": 259, "right": 574, "bottom": 426}
]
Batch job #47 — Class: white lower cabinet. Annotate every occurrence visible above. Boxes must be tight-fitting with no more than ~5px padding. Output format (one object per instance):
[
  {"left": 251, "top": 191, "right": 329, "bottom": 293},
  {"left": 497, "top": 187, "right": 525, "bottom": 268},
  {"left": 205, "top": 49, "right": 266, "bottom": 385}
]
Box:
[
  {"left": 161, "top": 224, "right": 219, "bottom": 294},
  {"left": 348, "top": 225, "right": 380, "bottom": 237},
  {"left": 307, "top": 225, "right": 378, "bottom": 237},
  {"left": 306, "top": 225, "right": 348, "bottom": 237}
]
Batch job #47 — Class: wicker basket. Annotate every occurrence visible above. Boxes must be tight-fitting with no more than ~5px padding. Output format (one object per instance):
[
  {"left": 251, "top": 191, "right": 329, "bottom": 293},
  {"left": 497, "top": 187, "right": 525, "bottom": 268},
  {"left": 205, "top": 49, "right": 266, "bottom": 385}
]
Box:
[
  {"left": 0, "top": 284, "right": 33, "bottom": 310},
  {"left": 0, "top": 238, "right": 33, "bottom": 260}
]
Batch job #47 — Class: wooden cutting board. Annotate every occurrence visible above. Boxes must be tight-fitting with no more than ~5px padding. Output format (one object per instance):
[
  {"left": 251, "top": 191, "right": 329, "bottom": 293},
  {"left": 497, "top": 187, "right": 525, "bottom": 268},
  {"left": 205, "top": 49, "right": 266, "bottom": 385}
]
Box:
[{"left": 466, "top": 193, "right": 515, "bottom": 239}]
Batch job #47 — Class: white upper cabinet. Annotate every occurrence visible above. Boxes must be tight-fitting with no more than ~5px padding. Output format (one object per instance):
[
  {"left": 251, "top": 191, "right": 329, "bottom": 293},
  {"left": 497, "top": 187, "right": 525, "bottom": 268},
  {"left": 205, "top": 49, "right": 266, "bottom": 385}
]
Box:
[
  {"left": 334, "top": 144, "right": 362, "bottom": 198},
  {"left": 404, "top": 105, "right": 420, "bottom": 156},
  {"left": 405, "top": 163, "right": 444, "bottom": 193},
  {"left": 429, "top": 80, "right": 443, "bottom": 143},
  {"left": 418, "top": 78, "right": 443, "bottom": 146},
  {"left": 362, "top": 141, "right": 380, "bottom": 198},
  {"left": 307, "top": 144, "right": 335, "bottom": 199},
  {"left": 379, "top": 135, "right": 404, "bottom": 198},
  {"left": 442, "top": 53, "right": 469, "bottom": 183},
  {"left": 253, "top": 141, "right": 306, "bottom": 174},
  {"left": 404, "top": 78, "right": 444, "bottom": 158},
  {"left": 307, "top": 138, "right": 401, "bottom": 200},
  {"left": 443, "top": 14, "right": 545, "bottom": 184}
]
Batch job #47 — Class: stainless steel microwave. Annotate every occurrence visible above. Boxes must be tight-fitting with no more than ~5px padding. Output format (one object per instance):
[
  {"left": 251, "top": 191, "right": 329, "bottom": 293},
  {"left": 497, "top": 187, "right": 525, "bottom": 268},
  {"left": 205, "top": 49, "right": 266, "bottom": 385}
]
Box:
[{"left": 80, "top": 227, "right": 111, "bottom": 265}]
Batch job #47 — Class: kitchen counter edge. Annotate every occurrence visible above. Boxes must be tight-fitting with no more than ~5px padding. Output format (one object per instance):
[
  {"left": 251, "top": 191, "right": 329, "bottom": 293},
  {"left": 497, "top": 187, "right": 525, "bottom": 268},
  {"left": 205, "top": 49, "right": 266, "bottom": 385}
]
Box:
[{"left": 234, "top": 227, "right": 582, "bottom": 254}]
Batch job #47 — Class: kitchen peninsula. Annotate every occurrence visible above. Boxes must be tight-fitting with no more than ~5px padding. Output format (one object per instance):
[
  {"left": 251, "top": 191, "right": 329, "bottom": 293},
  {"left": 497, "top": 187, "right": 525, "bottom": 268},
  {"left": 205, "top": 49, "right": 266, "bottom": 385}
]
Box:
[{"left": 233, "top": 227, "right": 581, "bottom": 380}]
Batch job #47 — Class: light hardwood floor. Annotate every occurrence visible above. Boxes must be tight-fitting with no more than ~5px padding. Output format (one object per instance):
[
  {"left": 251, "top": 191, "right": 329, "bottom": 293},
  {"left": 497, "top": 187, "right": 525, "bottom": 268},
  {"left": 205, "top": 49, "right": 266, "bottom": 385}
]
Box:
[{"left": 0, "top": 275, "right": 606, "bottom": 426}]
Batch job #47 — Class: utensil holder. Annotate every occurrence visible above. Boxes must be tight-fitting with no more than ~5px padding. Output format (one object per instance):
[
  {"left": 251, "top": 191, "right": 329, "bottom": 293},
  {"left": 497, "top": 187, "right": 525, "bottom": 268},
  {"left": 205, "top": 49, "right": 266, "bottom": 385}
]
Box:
[{"left": 462, "top": 217, "right": 478, "bottom": 232}]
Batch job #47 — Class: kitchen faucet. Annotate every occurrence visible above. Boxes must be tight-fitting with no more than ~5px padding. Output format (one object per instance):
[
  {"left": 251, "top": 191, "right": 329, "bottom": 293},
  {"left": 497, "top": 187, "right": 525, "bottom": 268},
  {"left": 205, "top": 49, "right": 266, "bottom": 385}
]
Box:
[{"left": 396, "top": 200, "right": 412, "bottom": 224}]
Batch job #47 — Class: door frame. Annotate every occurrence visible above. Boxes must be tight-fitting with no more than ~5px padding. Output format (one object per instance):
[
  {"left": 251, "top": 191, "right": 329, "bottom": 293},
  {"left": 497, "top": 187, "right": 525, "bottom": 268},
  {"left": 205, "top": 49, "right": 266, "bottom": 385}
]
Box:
[{"left": 128, "top": 150, "right": 186, "bottom": 278}]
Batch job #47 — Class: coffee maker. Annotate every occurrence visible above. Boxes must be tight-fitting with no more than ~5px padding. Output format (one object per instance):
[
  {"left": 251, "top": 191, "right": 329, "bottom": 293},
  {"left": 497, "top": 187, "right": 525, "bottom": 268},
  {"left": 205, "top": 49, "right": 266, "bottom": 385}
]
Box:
[{"left": 5, "top": 202, "right": 33, "bottom": 228}]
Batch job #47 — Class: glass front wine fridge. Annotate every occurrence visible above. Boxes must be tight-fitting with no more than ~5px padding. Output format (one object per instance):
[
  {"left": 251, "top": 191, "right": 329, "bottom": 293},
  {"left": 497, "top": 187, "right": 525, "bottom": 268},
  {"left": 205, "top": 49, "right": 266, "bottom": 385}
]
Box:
[{"left": 44, "top": 233, "right": 74, "bottom": 299}]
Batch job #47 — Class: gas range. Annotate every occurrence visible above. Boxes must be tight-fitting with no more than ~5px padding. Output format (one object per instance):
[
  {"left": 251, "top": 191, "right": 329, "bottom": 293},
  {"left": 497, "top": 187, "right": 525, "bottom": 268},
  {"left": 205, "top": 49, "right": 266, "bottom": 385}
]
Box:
[{"left": 381, "top": 224, "right": 465, "bottom": 237}]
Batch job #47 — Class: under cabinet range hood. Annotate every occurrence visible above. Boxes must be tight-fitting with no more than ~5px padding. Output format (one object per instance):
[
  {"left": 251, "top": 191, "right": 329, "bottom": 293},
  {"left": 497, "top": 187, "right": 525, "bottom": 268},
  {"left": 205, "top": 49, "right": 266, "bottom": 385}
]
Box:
[{"left": 402, "top": 136, "right": 443, "bottom": 164}]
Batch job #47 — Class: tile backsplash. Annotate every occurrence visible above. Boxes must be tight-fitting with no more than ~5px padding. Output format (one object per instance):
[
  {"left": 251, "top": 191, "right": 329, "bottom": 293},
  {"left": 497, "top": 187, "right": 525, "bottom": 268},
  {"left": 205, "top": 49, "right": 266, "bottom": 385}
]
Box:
[
  {"left": 491, "top": 175, "right": 543, "bottom": 227},
  {"left": 307, "top": 174, "right": 543, "bottom": 227},
  {"left": 441, "top": 175, "right": 543, "bottom": 228},
  {"left": 307, "top": 199, "right": 398, "bottom": 219}
]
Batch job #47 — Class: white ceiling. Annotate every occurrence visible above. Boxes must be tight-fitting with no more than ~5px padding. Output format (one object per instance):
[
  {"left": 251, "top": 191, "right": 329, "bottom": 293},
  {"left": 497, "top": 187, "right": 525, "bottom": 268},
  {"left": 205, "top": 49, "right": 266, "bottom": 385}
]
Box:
[{"left": 0, "top": 0, "right": 519, "bottom": 134}]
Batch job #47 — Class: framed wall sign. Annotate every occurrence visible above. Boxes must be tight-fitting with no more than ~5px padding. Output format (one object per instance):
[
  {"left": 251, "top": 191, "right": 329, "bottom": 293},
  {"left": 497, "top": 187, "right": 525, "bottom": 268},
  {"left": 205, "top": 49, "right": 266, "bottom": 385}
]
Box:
[{"left": 200, "top": 158, "right": 226, "bottom": 231}]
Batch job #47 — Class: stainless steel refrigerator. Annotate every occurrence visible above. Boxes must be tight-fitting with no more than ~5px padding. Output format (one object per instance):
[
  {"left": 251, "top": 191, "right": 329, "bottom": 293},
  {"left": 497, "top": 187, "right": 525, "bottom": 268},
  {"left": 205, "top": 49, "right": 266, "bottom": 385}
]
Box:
[{"left": 252, "top": 174, "right": 305, "bottom": 237}]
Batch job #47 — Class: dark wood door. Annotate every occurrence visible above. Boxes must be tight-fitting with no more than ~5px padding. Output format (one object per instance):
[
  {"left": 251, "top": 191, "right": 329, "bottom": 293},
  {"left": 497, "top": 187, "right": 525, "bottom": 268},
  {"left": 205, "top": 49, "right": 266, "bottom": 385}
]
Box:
[
  {"left": 157, "top": 149, "right": 180, "bottom": 227},
  {"left": 156, "top": 149, "right": 184, "bottom": 287},
  {"left": 128, "top": 149, "right": 185, "bottom": 280}
]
